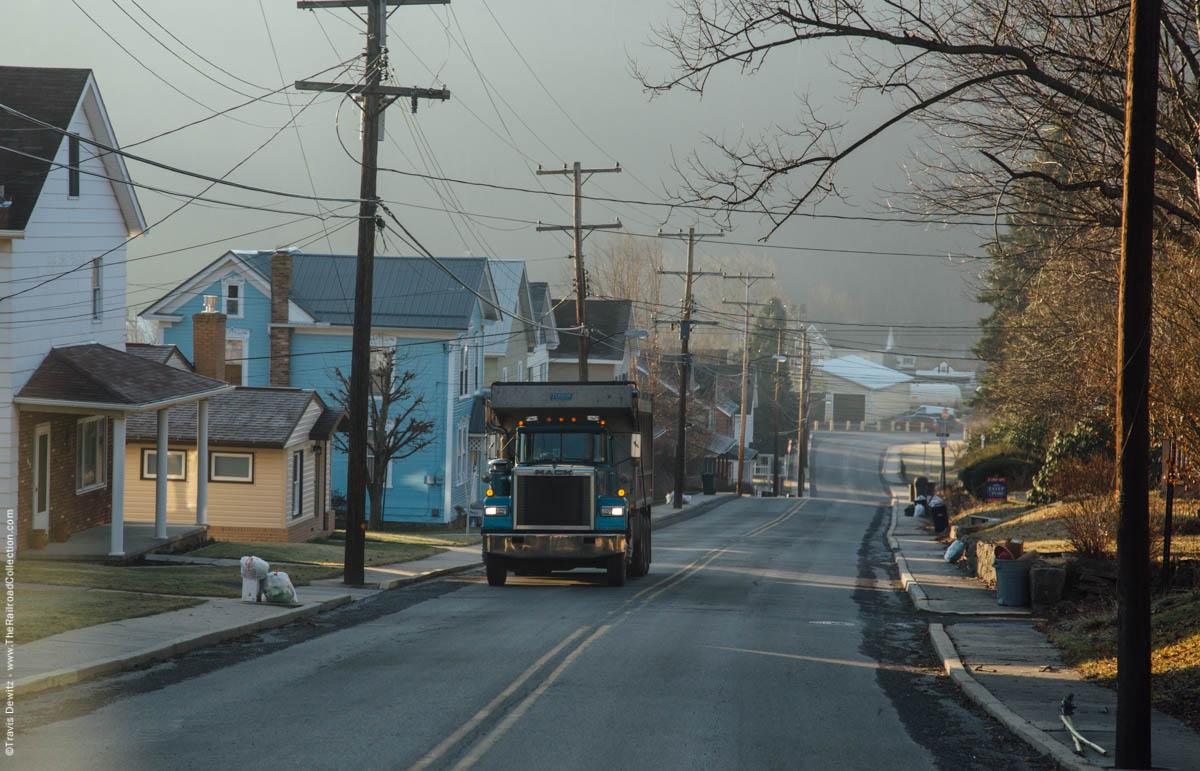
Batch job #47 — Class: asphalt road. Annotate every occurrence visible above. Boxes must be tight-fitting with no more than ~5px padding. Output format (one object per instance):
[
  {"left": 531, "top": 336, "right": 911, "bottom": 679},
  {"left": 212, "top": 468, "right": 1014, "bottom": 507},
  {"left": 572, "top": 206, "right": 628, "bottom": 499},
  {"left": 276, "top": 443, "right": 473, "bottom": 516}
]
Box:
[{"left": 16, "top": 432, "right": 1051, "bottom": 770}]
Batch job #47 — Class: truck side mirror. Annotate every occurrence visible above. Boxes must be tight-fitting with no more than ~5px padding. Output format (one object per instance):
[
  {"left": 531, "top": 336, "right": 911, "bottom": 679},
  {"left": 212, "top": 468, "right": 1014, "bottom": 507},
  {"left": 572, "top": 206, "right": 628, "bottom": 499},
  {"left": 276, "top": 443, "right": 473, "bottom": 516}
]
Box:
[
  {"left": 480, "top": 474, "right": 491, "bottom": 484},
  {"left": 631, "top": 434, "right": 642, "bottom": 459}
]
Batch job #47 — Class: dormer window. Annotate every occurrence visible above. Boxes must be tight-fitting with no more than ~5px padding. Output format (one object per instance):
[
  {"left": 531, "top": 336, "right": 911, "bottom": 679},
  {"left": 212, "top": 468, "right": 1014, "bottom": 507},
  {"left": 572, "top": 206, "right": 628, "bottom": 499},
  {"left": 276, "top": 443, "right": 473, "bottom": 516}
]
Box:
[
  {"left": 68, "top": 135, "right": 80, "bottom": 198},
  {"left": 222, "top": 278, "right": 243, "bottom": 318}
]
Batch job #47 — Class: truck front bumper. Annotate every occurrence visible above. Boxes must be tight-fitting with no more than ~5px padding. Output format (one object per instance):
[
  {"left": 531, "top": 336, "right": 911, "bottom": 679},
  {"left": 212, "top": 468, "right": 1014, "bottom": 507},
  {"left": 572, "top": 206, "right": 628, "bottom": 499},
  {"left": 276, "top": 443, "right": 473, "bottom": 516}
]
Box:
[{"left": 484, "top": 533, "right": 626, "bottom": 561}]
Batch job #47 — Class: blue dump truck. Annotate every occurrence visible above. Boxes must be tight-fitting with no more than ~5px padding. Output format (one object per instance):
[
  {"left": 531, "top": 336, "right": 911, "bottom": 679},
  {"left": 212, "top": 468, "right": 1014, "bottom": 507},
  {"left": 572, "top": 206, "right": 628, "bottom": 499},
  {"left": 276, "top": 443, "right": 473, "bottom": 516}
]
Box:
[{"left": 480, "top": 381, "right": 653, "bottom": 586}]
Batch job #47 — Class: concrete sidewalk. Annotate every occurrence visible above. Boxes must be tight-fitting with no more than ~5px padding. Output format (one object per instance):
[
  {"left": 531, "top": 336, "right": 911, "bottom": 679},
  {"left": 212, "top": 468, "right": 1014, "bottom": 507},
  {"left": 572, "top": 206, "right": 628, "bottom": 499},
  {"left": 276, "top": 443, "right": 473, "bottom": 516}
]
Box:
[
  {"left": 882, "top": 445, "right": 1200, "bottom": 769},
  {"left": 17, "top": 494, "right": 737, "bottom": 699}
]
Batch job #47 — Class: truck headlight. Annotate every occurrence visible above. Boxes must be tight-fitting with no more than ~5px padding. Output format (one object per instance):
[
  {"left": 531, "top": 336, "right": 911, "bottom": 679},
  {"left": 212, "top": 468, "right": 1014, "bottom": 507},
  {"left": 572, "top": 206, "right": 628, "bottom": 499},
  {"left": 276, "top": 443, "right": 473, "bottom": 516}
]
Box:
[
  {"left": 600, "top": 506, "right": 625, "bottom": 517},
  {"left": 484, "top": 506, "right": 509, "bottom": 517}
]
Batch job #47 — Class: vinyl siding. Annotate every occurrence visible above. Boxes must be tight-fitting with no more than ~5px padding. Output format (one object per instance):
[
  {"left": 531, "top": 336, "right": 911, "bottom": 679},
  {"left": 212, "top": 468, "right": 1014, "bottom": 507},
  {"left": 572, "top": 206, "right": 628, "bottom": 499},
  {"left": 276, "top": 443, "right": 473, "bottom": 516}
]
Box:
[
  {"left": 159, "top": 272, "right": 270, "bottom": 386},
  {"left": 123, "top": 444, "right": 285, "bottom": 530},
  {"left": 0, "top": 104, "right": 130, "bottom": 517}
]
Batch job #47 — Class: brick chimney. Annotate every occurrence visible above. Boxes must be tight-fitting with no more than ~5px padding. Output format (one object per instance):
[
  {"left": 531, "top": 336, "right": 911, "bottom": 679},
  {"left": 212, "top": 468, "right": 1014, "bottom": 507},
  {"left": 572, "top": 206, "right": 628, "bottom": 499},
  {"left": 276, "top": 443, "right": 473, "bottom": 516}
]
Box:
[
  {"left": 270, "top": 248, "right": 293, "bottom": 387},
  {"left": 192, "top": 294, "right": 227, "bottom": 381}
]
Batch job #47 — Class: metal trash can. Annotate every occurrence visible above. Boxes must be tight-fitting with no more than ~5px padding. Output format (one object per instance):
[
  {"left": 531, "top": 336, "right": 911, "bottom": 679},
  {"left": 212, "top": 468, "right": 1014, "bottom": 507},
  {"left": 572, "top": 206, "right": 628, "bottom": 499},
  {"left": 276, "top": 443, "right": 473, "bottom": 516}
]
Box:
[
  {"left": 994, "top": 559, "right": 1032, "bottom": 606},
  {"left": 701, "top": 472, "right": 716, "bottom": 496}
]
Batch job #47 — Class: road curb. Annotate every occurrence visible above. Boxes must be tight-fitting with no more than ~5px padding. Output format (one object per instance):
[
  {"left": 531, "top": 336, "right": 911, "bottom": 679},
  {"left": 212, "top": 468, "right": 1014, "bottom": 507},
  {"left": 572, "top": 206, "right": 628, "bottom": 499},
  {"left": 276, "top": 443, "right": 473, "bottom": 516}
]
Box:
[
  {"left": 377, "top": 561, "right": 483, "bottom": 590},
  {"left": 651, "top": 494, "right": 739, "bottom": 531},
  {"left": 928, "top": 623, "right": 1102, "bottom": 770},
  {"left": 15, "top": 592, "right": 354, "bottom": 698}
]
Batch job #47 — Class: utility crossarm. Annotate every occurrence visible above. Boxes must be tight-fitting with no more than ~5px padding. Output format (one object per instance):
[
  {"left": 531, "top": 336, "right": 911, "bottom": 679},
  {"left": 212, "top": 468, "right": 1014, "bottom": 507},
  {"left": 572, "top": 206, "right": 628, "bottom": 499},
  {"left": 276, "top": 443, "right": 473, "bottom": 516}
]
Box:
[
  {"left": 294, "top": 81, "right": 450, "bottom": 100},
  {"left": 298, "top": 0, "right": 447, "bottom": 7},
  {"left": 535, "top": 222, "right": 622, "bottom": 233}
]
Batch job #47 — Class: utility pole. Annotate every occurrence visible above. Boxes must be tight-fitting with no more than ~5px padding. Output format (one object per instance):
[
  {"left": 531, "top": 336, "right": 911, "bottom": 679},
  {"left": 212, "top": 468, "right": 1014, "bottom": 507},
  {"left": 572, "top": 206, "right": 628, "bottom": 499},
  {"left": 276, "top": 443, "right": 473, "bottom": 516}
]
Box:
[
  {"left": 297, "top": 0, "right": 449, "bottom": 585},
  {"left": 1114, "top": 0, "right": 1161, "bottom": 764},
  {"left": 772, "top": 328, "right": 784, "bottom": 496},
  {"left": 535, "top": 162, "right": 622, "bottom": 381},
  {"left": 722, "top": 272, "right": 773, "bottom": 495},
  {"left": 796, "top": 322, "right": 809, "bottom": 497},
  {"left": 658, "top": 227, "right": 722, "bottom": 509}
]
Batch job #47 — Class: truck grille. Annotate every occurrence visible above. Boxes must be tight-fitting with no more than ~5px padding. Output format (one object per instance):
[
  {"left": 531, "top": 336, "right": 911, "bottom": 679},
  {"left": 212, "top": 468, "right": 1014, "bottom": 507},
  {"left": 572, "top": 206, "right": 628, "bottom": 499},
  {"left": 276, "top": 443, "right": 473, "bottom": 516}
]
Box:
[{"left": 515, "top": 471, "right": 593, "bottom": 529}]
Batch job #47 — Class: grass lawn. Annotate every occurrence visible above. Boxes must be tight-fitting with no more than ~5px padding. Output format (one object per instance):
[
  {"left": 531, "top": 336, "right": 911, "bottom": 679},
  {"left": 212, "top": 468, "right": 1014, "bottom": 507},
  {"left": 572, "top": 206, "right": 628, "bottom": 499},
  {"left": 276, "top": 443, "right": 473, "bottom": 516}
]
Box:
[
  {"left": 18, "top": 588, "right": 205, "bottom": 644},
  {"left": 1045, "top": 591, "right": 1200, "bottom": 731},
  {"left": 17, "top": 561, "right": 342, "bottom": 598}
]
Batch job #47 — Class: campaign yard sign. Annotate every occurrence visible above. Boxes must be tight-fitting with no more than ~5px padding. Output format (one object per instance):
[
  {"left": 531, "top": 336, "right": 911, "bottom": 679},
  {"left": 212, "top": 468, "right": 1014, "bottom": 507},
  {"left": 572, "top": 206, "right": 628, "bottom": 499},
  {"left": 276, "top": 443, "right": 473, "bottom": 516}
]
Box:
[{"left": 985, "top": 476, "right": 1008, "bottom": 503}]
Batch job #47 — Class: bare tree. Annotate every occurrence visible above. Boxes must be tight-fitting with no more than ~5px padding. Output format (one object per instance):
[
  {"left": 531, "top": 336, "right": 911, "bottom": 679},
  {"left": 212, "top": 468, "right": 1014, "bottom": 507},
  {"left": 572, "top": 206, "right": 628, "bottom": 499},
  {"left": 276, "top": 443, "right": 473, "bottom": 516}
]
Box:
[
  {"left": 333, "top": 349, "right": 434, "bottom": 530},
  {"left": 636, "top": 1, "right": 1200, "bottom": 238}
]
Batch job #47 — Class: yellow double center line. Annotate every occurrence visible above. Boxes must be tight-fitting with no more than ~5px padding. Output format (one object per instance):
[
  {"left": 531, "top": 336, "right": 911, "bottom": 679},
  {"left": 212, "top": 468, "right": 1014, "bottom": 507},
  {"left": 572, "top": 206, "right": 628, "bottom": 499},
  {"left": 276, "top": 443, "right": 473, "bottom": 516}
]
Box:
[{"left": 411, "top": 498, "right": 807, "bottom": 770}]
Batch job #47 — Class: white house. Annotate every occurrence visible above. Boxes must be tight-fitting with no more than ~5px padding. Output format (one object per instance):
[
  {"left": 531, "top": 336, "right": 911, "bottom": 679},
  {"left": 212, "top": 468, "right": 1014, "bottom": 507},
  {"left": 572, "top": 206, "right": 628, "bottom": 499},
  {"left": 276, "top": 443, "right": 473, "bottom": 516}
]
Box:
[{"left": 1, "top": 67, "right": 232, "bottom": 553}]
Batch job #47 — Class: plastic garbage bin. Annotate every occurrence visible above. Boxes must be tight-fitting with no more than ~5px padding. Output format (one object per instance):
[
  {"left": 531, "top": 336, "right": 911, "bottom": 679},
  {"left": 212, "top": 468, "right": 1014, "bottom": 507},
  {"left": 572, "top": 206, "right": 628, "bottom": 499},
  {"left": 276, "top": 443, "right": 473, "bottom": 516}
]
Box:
[
  {"left": 994, "top": 558, "right": 1032, "bottom": 606},
  {"left": 929, "top": 503, "right": 949, "bottom": 533},
  {"left": 701, "top": 472, "right": 716, "bottom": 496}
]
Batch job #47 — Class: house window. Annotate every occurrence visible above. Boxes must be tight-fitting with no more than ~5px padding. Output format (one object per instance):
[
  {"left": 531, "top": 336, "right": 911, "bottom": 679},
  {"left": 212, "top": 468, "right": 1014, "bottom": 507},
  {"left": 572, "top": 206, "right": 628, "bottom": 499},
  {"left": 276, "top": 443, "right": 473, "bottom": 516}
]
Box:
[
  {"left": 459, "top": 344, "right": 470, "bottom": 396},
  {"left": 210, "top": 452, "right": 254, "bottom": 483},
  {"left": 456, "top": 422, "right": 469, "bottom": 483},
  {"left": 366, "top": 453, "right": 393, "bottom": 489},
  {"left": 68, "top": 135, "right": 80, "bottom": 198},
  {"left": 222, "top": 279, "right": 243, "bottom": 318},
  {"left": 91, "top": 257, "right": 102, "bottom": 320},
  {"left": 473, "top": 344, "right": 479, "bottom": 393},
  {"left": 76, "top": 416, "right": 107, "bottom": 493},
  {"left": 225, "top": 329, "right": 249, "bottom": 386},
  {"left": 291, "top": 450, "right": 304, "bottom": 518},
  {"left": 141, "top": 448, "right": 187, "bottom": 480}
]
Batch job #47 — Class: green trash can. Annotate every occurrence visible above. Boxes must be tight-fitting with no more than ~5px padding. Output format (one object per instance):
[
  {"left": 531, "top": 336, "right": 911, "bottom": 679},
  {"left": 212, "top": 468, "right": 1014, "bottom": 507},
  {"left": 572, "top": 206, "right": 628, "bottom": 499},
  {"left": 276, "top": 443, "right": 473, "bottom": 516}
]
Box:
[{"left": 994, "top": 559, "right": 1032, "bottom": 606}]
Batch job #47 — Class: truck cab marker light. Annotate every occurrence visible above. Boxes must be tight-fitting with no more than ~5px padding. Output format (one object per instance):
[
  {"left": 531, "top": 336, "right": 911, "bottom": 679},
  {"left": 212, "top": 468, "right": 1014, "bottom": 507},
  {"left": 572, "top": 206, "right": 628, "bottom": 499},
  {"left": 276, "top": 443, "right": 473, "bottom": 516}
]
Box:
[
  {"left": 617, "top": 488, "right": 626, "bottom": 497},
  {"left": 486, "top": 488, "right": 494, "bottom": 497}
]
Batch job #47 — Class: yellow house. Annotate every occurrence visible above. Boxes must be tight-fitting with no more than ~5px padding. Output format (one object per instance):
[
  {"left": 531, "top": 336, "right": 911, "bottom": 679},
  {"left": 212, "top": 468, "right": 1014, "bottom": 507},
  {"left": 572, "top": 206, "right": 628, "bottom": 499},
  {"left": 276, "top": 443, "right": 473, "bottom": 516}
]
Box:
[{"left": 123, "top": 387, "right": 342, "bottom": 542}]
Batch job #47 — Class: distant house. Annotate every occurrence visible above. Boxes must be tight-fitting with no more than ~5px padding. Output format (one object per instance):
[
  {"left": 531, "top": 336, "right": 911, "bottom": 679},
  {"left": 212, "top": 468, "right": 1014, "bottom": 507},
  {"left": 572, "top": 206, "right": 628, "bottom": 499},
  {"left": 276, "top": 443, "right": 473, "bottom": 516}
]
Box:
[
  {"left": 482, "top": 259, "right": 536, "bottom": 385},
  {"left": 526, "top": 282, "right": 558, "bottom": 382},
  {"left": 813, "top": 355, "right": 913, "bottom": 425},
  {"left": 549, "top": 298, "right": 635, "bottom": 381},
  {"left": 140, "top": 249, "right": 502, "bottom": 524},
  {"left": 123, "top": 386, "right": 341, "bottom": 542},
  {"left": 1, "top": 66, "right": 234, "bottom": 554}
]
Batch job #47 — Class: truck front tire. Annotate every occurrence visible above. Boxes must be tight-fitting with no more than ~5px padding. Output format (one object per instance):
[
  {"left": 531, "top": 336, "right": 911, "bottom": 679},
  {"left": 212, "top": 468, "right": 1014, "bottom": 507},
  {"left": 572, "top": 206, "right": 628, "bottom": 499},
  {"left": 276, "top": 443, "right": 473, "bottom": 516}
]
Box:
[{"left": 486, "top": 556, "right": 507, "bottom": 586}]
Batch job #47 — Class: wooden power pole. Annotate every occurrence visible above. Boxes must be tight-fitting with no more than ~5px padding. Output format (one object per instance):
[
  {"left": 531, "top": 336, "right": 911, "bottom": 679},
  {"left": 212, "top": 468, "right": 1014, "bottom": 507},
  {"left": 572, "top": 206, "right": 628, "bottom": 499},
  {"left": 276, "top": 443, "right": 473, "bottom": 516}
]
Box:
[
  {"left": 1115, "top": 0, "right": 1161, "bottom": 765},
  {"left": 722, "top": 272, "right": 773, "bottom": 494},
  {"left": 535, "top": 162, "right": 621, "bottom": 382},
  {"left": 658, "top": 227, "right": 721, "bottom": 508},
  {"left": 796, "top": 323, "right": 809, "bottom": 497},
  {"left": 297, "top": 0, "right": 449, "bottom": 585}
]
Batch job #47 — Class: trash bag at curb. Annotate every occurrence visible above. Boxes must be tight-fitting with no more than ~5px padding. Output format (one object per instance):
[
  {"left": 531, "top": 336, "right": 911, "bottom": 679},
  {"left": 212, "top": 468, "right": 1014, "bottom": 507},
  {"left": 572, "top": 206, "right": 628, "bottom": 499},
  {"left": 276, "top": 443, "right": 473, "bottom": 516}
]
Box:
[
  {"left": 240, "top": 555, "right": 269, "bottom": 580},
  {"left": 263, "top": 570, "right": 298, "bottom": 604},
  {"left": 904, "top": 504, "right": 915, "bottom": 517},
  {"left": 914, "top": 503, "right": 927, "bottom": 518},
  {"left": 944, "top": 540, "right": 966, "bottom": 563}
]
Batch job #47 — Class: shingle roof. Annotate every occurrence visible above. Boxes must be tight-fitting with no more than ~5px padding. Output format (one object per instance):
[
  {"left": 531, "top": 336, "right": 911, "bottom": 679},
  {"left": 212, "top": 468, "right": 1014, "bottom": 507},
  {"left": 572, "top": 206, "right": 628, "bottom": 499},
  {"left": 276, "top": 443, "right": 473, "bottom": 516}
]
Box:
[
  {"left": 237, "top": 251, "right": 491, "bottom": 330},
  {"left": 551, "top": 299, "right": 632, "bottom": 361},
  {"left": 15, "top": 345, "right": 228, "bottom": 408},
  {"left": 0, "top": 67, "right": 90, "bottom": 231},
  {"left": 309, "top": 406, "right": 346, "bottom": 441},
  {"left": 125, "top": 343, "right": 191, "bottom": 369},
  {"left": 126, "top": 387, "right": 322, "bottom": 447},
  {"left": 819, "top": 355, "right": 913, "bottom": 390}
]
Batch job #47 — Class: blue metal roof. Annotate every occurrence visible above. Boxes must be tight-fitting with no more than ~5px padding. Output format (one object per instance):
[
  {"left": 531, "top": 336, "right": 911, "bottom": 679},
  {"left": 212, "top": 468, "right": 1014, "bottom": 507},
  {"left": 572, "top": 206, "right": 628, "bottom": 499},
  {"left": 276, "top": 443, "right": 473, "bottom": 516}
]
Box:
[{"left": 238, "top": 251, "right": 492, "bottom": 330}]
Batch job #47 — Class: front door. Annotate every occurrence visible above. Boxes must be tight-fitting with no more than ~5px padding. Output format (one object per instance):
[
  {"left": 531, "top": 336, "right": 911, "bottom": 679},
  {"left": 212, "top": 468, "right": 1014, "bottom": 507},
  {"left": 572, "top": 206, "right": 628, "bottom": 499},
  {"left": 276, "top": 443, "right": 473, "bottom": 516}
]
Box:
[{"left": 33, "top": 423, "right": 50, "bottom": 531}]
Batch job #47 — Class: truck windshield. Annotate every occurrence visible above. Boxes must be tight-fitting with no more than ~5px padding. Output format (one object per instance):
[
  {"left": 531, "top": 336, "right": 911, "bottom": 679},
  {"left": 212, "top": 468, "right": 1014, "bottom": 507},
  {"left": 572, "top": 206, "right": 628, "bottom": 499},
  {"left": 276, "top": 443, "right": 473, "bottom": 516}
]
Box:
[{"left": 518, "top": 431, "right": 606, "bottom": 464}]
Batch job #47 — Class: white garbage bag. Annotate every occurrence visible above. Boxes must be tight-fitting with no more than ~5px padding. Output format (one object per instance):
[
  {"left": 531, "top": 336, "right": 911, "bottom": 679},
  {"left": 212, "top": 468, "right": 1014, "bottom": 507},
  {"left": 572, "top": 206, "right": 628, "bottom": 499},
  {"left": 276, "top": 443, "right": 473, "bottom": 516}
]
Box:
[
  {"left": 240, "top": 555, "right": 269, "bottom": 580},
  {"left": 914, "top": 503, "right": 927, "bottom": 518},
  {"left": 262, "top": 570, "right": 298, "bottom": 604}
]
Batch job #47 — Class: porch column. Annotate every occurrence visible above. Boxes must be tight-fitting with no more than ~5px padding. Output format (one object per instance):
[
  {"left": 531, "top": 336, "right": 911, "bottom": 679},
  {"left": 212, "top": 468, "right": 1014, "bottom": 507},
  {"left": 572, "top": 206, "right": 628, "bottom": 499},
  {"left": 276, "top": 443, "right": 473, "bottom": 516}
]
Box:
[
  {"left": 196, "top": 399, "right": 209, "bottom": 526},
  {"left": 155, "top": 407, "right": 168, "bottom": 539},
  {"left": 109, "top": 415, "right": 126, "bottom": 557}
]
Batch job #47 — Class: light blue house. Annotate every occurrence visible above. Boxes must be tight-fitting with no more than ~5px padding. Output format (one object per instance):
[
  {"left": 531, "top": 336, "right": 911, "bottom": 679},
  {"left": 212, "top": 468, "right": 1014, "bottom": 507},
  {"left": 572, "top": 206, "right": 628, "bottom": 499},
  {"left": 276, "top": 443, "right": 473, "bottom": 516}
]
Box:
[{"left": 141, "top": 249, "right": 500, "bottom": 524}]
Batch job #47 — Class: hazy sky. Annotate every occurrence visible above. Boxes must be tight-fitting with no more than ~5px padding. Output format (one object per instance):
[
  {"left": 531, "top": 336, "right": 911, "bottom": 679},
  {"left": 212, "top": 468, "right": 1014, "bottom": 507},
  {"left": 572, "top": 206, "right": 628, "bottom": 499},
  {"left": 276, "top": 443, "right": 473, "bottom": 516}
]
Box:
[{"left": 6, "top": 0, "right": 991, "bottom": 360}]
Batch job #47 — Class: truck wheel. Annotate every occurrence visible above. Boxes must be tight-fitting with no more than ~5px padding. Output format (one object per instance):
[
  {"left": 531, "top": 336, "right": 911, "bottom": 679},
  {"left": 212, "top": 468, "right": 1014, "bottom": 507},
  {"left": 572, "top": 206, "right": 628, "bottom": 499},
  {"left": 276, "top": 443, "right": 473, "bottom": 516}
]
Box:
[
  {"left": 628, "top": 515, "right": 649, "bottom": 578},
  {"left": 606, "top": 554, "right": 626, "bottom": 587},
  {"left": 486, "top": 556, "right": 507, "bottom": 586}
]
